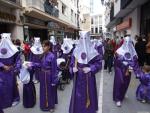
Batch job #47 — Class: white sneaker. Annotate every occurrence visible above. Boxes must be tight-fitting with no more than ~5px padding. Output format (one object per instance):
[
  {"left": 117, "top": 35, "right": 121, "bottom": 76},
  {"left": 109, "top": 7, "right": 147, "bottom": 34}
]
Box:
[
  {"left": 116, "top": 101, "right": 122, "bottom": 107},
  {"left": 12, "top": 101, "right": 19, "bottom": 107}
]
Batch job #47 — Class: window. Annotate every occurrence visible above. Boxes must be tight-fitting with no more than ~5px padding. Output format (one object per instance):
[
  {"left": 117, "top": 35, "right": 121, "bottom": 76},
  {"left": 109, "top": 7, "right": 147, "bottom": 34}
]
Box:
[
  {"left": 62, "top": 4, "right": 66, "bottom": 15},
  {"left": 95, "top": 27, "right": 98, "bottom": 33},
  {"left": 91, "top": 28, "right": 94, "bottom": 33},
  {"left": 91, "top": 18, "right": 93, "bottom": 24},
  {"left": 75, "top": 13, "right": 77, "bottom": 23},
  {"left": 99, "top": 27, "right": 102, "bottom": 33},
  {"left": 71, "top": 9, "right": 73, "bottom": 21}
]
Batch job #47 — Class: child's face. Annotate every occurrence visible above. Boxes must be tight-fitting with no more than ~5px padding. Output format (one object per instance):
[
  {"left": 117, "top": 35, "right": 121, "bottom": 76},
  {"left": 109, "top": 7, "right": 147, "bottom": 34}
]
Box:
[{"left": 42, "top": 45, "right": 50, "bottom": 53}]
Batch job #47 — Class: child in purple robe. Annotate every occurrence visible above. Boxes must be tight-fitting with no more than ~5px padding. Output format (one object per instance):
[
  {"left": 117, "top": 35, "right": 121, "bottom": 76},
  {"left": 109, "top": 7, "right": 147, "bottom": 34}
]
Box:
[
  {"left": 136, "top": 65, "right": 150, "bottom": 103},
  {"left": 27, "top": 40, "right": 58, "bottom": 112}
]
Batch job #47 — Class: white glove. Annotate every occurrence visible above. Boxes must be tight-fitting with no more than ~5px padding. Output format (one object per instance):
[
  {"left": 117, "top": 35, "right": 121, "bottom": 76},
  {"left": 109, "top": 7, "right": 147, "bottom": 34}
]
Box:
[
  {"left": 73, "top": 67, "right": 78, "bottom": 73},
  {"left": 51, "top": 84, "right": 55, "bottom": 86},
  {"left": 123, "top": 61, "right": 128, "bottom": 66},
  {"left": 83, "top": 67, "right": 91, "bottom": 74}
]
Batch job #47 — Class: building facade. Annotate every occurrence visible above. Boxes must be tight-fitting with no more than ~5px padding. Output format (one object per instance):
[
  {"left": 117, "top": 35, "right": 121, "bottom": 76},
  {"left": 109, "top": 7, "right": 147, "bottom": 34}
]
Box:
[
  {"left": 0, "top": 0, "right": 23, "bottom": 40},
  {"left": 91, "top": 14, "right": 103, "bottom": 38},
  {"left": 22, "top": 0, "right": 79, "bottom": 42},
  {"left": 103, "top": 0, "right": 150, "bottom": 41}
]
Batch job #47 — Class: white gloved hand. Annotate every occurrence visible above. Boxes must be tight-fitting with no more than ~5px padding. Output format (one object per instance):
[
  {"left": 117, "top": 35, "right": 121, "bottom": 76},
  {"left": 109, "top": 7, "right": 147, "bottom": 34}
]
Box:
[
  {"left": 73, "top": 67, "right": 78, "bottom": 73},
  {"left": 83, "top": 67, "right": 91, "bottom": 74},
  {"left": 123, "top": 61, "right": 128, "bottom": 66},
  {"left": 51, "top": 84, "right": 55, "bottom": 86}
]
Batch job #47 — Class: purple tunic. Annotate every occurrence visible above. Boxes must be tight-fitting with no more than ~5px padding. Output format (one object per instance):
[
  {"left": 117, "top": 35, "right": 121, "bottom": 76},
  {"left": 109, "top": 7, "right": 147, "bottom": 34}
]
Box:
[
  {"left": 53, "top": 43, "right": 61, "bottom": 58},
  {"left": 32, "top": 52, "right": 58, "bottom": 111},
  {"left": 0, "top": 52, "right": 21, "bottom": 109},
  {"left": 136, "top": 72, "right": 150, "bottom": 101},
  {"left": 29, "top": 51, "right": 42, "bottom": 81},
  {"left": 0, "top": 78, "right": 4, "bottom": 113},
  {"left": 69, "top": 55, "right": 102, "bottom": 113},
  {"left": 113, "top": 54, "right": 140, "bottom": 102},
  {"left": 61, "top": 53, "right": 72, "bottom": 80}
]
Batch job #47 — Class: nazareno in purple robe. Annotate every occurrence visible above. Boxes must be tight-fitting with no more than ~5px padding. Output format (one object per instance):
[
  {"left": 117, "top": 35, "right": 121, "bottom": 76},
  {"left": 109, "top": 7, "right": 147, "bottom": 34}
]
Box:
[
  {"left": 136, "top": 72, "right": 150, "bottom": 102},
  {"left": 61, "top": 53, "right": 72, "bottom": 81},
  {"left": 0, "top": 52, "right": 21, "bottom": 109},
  {"left": 32, "top": 52, "right": 58, "bottom": 111},
  {"left": 69, "top": 55, "right": 102, "bottom": 113},
  {"left": 113, "top": 54, "right": 140, "bottom": 102},
  {"left": 95, "top": 45, "right": 103, "bottom": 69}
]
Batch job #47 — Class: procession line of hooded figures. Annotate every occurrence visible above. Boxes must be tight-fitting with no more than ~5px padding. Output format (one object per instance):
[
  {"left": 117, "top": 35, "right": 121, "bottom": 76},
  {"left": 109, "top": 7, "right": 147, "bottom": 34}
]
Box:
[{"left": 0, "top": 31, "right": 150, "bottom": 113}]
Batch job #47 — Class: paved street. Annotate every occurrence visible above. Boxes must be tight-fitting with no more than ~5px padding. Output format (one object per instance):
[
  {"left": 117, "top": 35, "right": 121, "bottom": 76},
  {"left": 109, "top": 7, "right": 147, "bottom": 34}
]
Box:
[
  {"left": 102, "top": 69, "right": 150, "bottom": 113},
  {"left": 4, "top": 69, "right": 150, "bottom": 113}
]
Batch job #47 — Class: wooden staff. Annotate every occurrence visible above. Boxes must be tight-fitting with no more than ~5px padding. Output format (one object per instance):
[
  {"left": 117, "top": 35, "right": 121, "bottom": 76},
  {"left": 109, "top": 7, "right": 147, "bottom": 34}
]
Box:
[{"left": 86, "top": 73, "right": 90, "bottom": 108}]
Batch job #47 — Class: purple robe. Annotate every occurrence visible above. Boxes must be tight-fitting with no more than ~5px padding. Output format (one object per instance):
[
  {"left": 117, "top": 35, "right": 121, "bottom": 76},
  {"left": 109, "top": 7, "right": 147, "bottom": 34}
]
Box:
[
  {"left": 136, "top": 72, "right": 150, "bottom": 102},
  {"left": 61, "top": 53, "right": 72, "bottom": 81},
  {"left": 32, "top": 52, "right": 58, "bottom": 111},
  {"left": 53, "top": 43, "right": 61, "bottom": 58},
  {"left": 0, "top": 79, "right": 4, "bottom": 113},
  {"left": 113, "top": 54, "right": 140, "bottom": 102},
  {"left": 69, "top": 55, "right": 102, "bottom": 113},
  {"left": 0, "top": 52, "right": 21, "bottom": 109},
  {"left": 29, "top": 52, "right": 42, "bottom": 81},
  {"left": 23, "top": 52, "right": 37, "bottom": 108},
  {"left": 95, "top": 45, "right": 103, "bottom": 68}
]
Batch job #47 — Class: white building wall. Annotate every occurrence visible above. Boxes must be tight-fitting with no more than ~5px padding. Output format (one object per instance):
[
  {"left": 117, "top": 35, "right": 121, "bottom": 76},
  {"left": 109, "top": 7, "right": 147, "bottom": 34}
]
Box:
[
  {"left": 58, "top": 0, "right": 78, "bottom": 27},
  {"left": 114, "top": 0, "right": 121, "bottom": 16},
  {"left": 124, "top": 7, "right": 141, "bottom": 41}
]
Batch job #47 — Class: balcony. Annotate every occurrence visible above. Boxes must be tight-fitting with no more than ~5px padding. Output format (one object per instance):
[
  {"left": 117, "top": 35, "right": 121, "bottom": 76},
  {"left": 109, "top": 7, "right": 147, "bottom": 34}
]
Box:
[
  {"left": 0, "top": 0, "right": 21, "bottom": 8},
  {"left": 121, "top": 0, "right": 133, "bottom": 9},
  {"left": 8, "top": 0, "right": 20, "bottom": 5},
  {"left": 44, "top": 1, "right": 59, "bottom": 18}
]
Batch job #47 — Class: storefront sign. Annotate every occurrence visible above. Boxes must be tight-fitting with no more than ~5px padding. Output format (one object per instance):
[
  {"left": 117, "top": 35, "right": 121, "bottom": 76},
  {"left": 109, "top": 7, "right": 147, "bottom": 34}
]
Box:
[
  {"left": 0, "top": 11, "right": 16, "bottom": 22},
  {"left": 116, "top": 18, "right": 132, "bottom": 31},
  {"left": 24, "top": 16, "right": 46, "bottom": 26}
]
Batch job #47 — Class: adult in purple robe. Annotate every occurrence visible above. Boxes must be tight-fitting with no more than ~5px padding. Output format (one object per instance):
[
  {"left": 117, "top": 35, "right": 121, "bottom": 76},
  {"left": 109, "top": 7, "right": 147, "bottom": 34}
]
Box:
[
  {"left": 136, "top": 65, "right": 150, "bottom": 103},
  {"left": 27, "top": 40, "right": 58, "bottom": 112},
  {"left": 29, "top": 37, "right": 43, "bottom": 82},
  {"left": 0, "top": 33, "right": 21, "bottom": 109},
  {"left": 69, "top": 31, "right": 102, "bottom": 113},
  {"left": 94, "top": 39, "right": 104, "bottom": 68},
  {"left": 50, "top": 36, "right": 60, "bottom": 58},
  {"left": 23, "top": 37, "right": 43, "bottom": 108},
  {"left": 113, "top": 36, "right": 140, "bottom": 107},
  {"left": 61, "top": 38, "right": 73, "bottom": 82}
]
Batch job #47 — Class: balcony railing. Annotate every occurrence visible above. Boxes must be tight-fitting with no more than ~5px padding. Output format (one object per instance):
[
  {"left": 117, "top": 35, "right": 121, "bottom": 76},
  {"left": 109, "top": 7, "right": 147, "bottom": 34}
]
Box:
[
  {"left": 44, "top": 1, "right": 59, "bottom": 18},
  {"left": 121, "top": 0, "right": 133, "bottom": 9},
  {"left": 8, "top": 0, "right": 20, "bottom": 5}
]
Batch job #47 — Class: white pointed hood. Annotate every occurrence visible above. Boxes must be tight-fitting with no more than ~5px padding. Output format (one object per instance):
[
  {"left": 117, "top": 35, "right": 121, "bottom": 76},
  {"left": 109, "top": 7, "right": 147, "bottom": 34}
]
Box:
[
  {"left": 30, "top": 37, "right": 43, "bottom": 55},
  {"left": 116, "top": 36, "right": 137, "bottom": 60},
  {"left": 73, "top": 31, "right": 99, "bottom": 64},
  {"left": 61, "top": 38, "right": 73, "bottom": 54},
  {"left": 0, "top": 33, "right": 18, "bottom": 59}
]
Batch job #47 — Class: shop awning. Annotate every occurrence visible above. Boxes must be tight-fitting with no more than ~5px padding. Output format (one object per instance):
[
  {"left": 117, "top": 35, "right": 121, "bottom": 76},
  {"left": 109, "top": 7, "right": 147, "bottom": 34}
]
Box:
[{"left": 24, "top": 7, "right": 79, "bottom": 30}]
